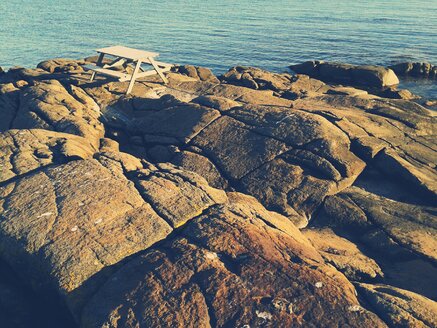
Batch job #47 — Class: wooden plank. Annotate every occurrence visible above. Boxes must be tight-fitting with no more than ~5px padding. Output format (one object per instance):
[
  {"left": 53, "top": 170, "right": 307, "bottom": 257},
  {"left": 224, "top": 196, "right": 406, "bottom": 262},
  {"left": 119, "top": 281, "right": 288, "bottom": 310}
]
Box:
[
  {"left": 141, "top": 58, "right": 172, "bottom": 68},
  {"left": 84, "top": 65, "right": 130, "bottom": 81},
  {"left": 96, "top": 46, "right": 159, "bottom": 61}
]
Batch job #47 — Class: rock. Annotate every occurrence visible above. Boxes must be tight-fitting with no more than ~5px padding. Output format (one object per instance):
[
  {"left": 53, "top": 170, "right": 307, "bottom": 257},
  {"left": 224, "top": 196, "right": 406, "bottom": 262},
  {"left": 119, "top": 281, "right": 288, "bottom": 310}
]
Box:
[
  {"left": 0, "top": 129, "right": 96, "bottom": 183},
  {"left": 221, "top": 66, "right": 293, "bottom": 92},
  {"left": 191, "top": 115, "right": 289, "bottom": 180},
  {"left": 37, "top": 58, "right": 85, "bottom": 74},
  {"left": 133, "top": 163, "right": 228, "bottom": 228},
  {"left": 326, "top": 86, "right": 368, "bottom": 97},
  {"left": 174, "top": 65, "right": 220, "bottom": 83},
  {"left": 290, "top": 61, "right": 400, "bottom": 88},
  {"left": 171, "top": 150, "right": 229, "bottom": 189},
  {"left": 424, "top": 99, "right": 437, "bottom": 107},
  {"left": 0, "top": 57, "right": 436, "bottom": 326},
  {"left": 81, "top": 195, "right": 385, "bottom": 328},
  {"left": 0, "top": 158, "right": 173, "bottom": 316},
  {"left": 389, "top": 62, "right": 436, "bottom": 78},
  {"left": 303, "top": 228, "right": 383, "bottom": 280},
  {"left": 318, "top": 183, "right": 437, "bottom": 274},
  {"left": 357, "top": 283, "right": 437, "bottom": 327},
  {"left": 378, "top": 87, "right": 420, "bottom": 100},
  {"left": 8, "top": 80, "right": 103, "bottom": 147},
  {"left": 192, "top": 95, "right": 241, "bottom": 111},
  {"left": 374, "top": 148, "right": 437, "bottom": 202},
  {"left": 283, "top": 74, "right": 331, "bottom": 99}
]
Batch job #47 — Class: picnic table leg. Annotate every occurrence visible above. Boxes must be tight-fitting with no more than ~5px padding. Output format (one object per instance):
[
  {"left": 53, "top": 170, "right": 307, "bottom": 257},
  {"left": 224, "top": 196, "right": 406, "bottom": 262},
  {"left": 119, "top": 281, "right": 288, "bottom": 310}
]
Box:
[
  {"left": 148, "top": 57, "right": 169, "bottom": 84},
  {"left": 90, "top": 53, "right": 105, "bottom": 82},
  {"left": 126, "top": 60, "right": 142, "bottom": 95}
]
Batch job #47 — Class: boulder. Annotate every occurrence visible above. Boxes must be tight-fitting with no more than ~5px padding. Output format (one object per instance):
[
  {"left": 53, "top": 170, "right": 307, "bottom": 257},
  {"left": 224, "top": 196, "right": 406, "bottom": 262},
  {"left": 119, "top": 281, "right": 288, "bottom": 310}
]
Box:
[
  {"left": 221, "top": 66, "right": 293, "bottom": 92},
  {"left": 389, "top": 62, "right": 436, "bottom": 78},
  {"left": 37, "top": 58, "right": 85, "bottom": 74},
  {"left": 0, "top": 158, "right": 173, "bottom": 315},
  {"left": 290, "top": 61, "right": 400, "bottom": 88},
  {"left": 0, "top": 129, "right": 96, "bottom": 183},
  {"left": 173, "top": 65, "right": 220, "bottom": 83},
  {"left": 9, "top": 80, "right": 103, "bottom": 147}
]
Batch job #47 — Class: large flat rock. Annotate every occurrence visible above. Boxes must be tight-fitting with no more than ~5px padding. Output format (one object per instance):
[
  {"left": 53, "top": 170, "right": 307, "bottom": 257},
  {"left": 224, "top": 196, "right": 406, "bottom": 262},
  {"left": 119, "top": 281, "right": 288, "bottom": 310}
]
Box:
[{"left": 81, "top": 195, "right": 385, "bottom": 328}]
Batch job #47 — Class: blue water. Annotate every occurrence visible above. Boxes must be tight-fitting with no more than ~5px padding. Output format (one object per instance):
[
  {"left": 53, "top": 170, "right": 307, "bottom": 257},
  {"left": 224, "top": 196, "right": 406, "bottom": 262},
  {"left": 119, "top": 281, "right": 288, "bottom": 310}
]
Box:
[{"left": 0, "top": 1, "right": 436, "bottom": 97}]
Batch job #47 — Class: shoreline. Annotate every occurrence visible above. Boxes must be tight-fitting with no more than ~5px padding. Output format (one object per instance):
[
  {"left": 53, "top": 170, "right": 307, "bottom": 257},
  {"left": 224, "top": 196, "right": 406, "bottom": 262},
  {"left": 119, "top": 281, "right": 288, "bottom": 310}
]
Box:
[{"left": 2, "top": 57, "right": 435, "bottom": 105}]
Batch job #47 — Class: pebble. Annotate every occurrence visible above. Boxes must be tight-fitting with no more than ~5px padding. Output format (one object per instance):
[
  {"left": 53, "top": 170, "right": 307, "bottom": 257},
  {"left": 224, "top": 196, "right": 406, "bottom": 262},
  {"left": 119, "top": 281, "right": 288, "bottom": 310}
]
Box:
[
  {"left": 94, "top": 218, "right": 103, "bottom": 224},
  {"left": 315, "top": 281, "right": 323, "bottom": 288},
  {"left": 71, "top": 226, "right": 78, "bottom": 232}
]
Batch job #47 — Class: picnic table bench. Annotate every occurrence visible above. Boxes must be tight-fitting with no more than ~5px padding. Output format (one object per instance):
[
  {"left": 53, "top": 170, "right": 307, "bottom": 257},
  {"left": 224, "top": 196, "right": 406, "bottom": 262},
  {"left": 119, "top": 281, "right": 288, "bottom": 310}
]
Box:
[{"left": 84, "top": 46, "right": 172, "bottom": 94}]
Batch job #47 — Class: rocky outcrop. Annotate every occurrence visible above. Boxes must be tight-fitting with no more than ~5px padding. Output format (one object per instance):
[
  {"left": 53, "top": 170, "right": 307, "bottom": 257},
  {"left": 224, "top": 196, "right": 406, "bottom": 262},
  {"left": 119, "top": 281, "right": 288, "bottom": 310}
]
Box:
[
  {"left": 0, "top": 57, "right": 436, "bottom": 327},
  {"left": 81, "top": 193, "right": 384, "bottom": 328},
  {"left": 290, "top": 61, "right": 400, "bottom": 88},
  {"left": 389, "top": 62, "right": 436, "bottom": 78}
]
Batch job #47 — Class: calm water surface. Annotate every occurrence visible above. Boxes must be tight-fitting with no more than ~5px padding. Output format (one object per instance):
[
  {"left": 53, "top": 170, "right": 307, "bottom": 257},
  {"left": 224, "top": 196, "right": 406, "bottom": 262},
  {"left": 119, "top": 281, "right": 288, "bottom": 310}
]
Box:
[{"left": 0, "top": 0, "right": 436, "bottom": 97}]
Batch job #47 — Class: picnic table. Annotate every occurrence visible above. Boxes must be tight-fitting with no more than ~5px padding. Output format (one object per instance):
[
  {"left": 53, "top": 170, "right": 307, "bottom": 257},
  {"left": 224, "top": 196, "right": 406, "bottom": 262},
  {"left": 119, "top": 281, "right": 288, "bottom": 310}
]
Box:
[{"left": 84, "top": 46, "right": 172, "bottom": 94}]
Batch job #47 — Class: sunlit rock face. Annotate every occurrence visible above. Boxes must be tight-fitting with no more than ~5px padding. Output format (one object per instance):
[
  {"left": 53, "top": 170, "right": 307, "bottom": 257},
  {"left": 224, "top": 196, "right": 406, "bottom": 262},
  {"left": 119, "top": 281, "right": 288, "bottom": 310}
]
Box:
[{"left": 0, "top": 59, "right": 436, "bottom": 327}]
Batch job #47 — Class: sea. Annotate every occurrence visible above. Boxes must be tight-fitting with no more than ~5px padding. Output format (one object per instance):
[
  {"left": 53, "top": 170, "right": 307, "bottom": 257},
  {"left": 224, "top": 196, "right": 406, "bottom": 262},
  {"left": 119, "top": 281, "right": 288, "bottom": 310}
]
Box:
[{"left": 0, "top": 0, "right": 436, "bottom": 99}]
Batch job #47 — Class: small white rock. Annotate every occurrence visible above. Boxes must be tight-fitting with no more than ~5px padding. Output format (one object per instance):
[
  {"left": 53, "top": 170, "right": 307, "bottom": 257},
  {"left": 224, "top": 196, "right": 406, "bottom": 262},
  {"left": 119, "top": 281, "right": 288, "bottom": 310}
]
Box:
[
  {"left": 205, "top": 252, "right": 218, "bottom": 260},
  {"left": 94, "top": 218, "right": 103, "bottom": 224},
  {"left": 315, "top": 281, "right": 323, "bottom": 289},
  {"left": 256, "top": 310, "right": 272, "bottom": 321},
  {"left": 348, "top": 305, "right": 361, "bottom": 312},
  {"left": 71, "top": 226, "right": 78, "bottom": 232}
]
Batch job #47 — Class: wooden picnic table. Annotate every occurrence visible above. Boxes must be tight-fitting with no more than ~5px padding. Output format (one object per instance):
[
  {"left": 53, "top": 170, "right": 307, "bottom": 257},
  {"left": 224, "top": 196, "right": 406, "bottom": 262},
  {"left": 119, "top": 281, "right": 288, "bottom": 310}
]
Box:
[{"left": 84, "top": 45, "right": 172, "bottom": 94}]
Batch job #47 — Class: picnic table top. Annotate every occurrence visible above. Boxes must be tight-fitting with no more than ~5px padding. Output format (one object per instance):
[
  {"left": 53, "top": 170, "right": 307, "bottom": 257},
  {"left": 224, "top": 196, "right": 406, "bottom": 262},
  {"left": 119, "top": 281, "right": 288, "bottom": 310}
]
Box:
[{"left": 96, "top": 46, "right": 159, "bottom": 61}]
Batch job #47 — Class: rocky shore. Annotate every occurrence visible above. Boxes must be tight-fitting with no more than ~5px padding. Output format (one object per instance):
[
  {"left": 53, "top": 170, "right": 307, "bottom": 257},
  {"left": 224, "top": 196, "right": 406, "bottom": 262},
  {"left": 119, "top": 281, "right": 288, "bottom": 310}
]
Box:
[{"left": 0, "top": 57, "right": 436, "bottom": 327}]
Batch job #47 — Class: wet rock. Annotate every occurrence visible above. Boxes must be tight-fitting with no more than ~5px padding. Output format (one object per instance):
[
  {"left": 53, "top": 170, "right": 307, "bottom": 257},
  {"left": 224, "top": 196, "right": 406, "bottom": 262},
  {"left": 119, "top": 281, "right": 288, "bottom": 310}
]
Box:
[{"left": 290, "top": 61, "right": 400, "bottom": 87}]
